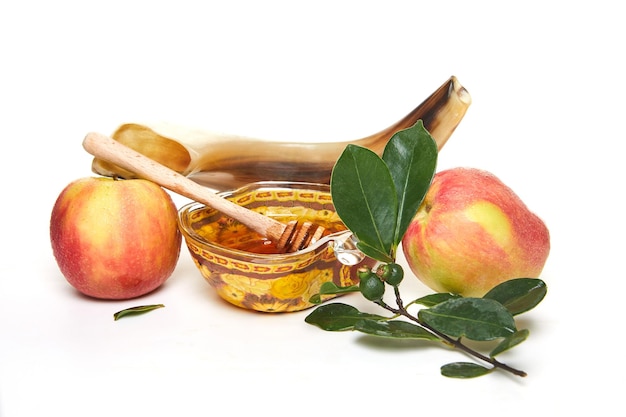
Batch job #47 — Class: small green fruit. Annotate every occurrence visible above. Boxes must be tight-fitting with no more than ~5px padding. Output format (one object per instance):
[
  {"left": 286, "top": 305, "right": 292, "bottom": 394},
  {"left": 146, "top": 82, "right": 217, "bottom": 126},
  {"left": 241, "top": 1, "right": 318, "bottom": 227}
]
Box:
[
  {"left": 359, "top": 272, "right": 385, "bottom": 301},
  {"left": 380, "top": 263, "right": 404, "bottom": 286}
]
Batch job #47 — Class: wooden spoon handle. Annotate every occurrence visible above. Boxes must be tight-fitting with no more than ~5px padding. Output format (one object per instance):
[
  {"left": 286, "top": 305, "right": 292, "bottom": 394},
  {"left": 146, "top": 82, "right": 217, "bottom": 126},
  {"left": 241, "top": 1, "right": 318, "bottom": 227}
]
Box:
[{"left": 82, "top": 132, "right": 286, "bottom": 241}]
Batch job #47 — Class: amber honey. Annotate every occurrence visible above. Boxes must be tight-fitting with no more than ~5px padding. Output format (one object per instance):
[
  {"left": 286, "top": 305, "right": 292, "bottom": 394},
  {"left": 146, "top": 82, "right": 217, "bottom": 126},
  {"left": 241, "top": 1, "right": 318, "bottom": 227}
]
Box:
[{"left": 193, "top": 208, "right": 348, "bottom": 254}]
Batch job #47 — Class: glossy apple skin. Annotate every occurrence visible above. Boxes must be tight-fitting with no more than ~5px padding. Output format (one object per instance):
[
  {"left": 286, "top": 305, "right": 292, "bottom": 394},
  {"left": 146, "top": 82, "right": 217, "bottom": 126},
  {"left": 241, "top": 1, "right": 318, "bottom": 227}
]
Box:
[
  {"left": 401, "top": 168, "right": 550, "bottom": 297},
  {"left": 50, "top": 177, "right": 181, "bottom": 300}
]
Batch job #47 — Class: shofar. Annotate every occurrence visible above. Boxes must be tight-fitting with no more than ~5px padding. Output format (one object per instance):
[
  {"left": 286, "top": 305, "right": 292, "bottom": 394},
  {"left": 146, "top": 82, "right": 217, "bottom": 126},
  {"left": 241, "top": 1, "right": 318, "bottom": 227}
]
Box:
[{"left": 91, "top": 75, "right": 471, "bottom": 191}]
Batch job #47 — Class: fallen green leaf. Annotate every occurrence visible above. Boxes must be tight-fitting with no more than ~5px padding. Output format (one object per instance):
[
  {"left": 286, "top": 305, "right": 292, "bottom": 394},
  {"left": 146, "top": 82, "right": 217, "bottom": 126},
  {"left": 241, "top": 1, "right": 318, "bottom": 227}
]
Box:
[{"left": 113, "top": 304, "right": 165, "bottom": 321}]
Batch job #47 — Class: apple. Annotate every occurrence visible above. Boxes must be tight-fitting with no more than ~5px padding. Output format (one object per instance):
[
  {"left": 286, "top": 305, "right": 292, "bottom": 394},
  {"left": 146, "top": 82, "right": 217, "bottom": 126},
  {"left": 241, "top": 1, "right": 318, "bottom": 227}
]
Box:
[
  {"left": 401, "top": 167, "right": 550, "bottom": 297},
  {"left": 50, "top": 177, "right": 182, "bottom": 300}
]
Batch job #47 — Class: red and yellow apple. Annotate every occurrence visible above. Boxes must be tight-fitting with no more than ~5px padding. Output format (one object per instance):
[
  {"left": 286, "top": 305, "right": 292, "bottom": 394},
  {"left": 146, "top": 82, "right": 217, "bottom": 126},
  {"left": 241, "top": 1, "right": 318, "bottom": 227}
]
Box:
[
  {"left": 402, "top": 167, "right": 550, "bottom": 297},
  {"left": 50, "top": 177, "right": 182, "bottom": 300}
]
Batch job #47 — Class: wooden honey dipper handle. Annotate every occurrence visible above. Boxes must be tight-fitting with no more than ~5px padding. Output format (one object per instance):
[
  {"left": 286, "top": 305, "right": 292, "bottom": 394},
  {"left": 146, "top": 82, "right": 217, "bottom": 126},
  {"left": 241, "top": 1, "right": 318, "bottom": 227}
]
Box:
[{"left": 82, "top": 132, "right": 288, "bottom": 242}]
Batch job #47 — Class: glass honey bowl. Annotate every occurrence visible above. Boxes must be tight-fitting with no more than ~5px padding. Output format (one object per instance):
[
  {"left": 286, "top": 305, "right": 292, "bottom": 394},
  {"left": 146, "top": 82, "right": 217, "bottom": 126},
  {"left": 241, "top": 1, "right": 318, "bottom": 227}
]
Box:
[{"left": 177, "top": 181, "right": 375, "bottom": 313}]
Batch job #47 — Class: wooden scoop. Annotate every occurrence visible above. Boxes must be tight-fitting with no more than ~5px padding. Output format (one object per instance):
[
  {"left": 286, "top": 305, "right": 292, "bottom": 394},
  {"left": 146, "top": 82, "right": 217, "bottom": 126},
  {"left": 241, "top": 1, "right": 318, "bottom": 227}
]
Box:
[{"left": 82, "top": 132, "right": 326, "bottom": 253}]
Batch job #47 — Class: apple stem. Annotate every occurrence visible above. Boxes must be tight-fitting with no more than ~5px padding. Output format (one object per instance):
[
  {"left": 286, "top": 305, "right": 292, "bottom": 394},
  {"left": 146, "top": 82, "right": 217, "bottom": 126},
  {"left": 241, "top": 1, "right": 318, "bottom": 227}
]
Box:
[{"left": 378, "top": 287, "right": 527, "bottom": 378}]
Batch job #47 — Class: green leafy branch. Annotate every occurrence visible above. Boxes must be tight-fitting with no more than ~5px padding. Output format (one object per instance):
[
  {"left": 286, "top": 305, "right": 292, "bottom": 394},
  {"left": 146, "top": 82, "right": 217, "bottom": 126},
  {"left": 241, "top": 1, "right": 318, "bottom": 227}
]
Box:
[
  {"left": 304, "top": 121, "right": 548, "bottom": 378},
  {"left": 307, "top": 276, "right": 546, "bottom": 378}
]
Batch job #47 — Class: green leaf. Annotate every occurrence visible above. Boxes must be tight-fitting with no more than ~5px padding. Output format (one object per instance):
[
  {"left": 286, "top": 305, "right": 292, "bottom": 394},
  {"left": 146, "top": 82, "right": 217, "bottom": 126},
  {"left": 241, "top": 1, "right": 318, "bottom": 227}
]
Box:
[
  {"left": 304, "top": 303, "right": 388, "bottom": 331},
  {"left": 382, "top": 120, "right": 438, "bottom": 245},
  {"left": 441, "top": 362, "right": 492, "bottom": 378},
  {"left": 330, "top": 144, "right": 397, "bottom": 262},
  {"left": 483, "top": 278, "right": 547, "bottom": 316},
  {"left": 490, "top": 329, "right": 530, "bottom": 357},
  {"left": 310, "top": 281, "right": 358, "bottom": 304},
  {"left": 319, "top": 282, "right": 359, "bottom": 295},
  {"left": 418, "top": 298, "right": 517, "bottom": 341},
  {"left": 353, "top": 319, "right": 440, "bottom": 341},
  {"left": 355, "top": 241, "right": 394, "bottom": 264},
  {"left": 412, "top": 292, "right": 461, "bottom": 307},
  {"left": 113, "top": 304, "right": 164, "bottom": 321},
  {"left": 309, "top": 294, "right": 324, "bottom": 304}
]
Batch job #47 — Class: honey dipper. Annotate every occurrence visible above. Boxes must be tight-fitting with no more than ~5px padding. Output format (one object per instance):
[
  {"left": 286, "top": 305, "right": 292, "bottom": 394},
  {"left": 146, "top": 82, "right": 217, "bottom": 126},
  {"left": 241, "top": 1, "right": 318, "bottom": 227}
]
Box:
[{"left": 82, "top": 132, "right": 326, "bottom": 253}]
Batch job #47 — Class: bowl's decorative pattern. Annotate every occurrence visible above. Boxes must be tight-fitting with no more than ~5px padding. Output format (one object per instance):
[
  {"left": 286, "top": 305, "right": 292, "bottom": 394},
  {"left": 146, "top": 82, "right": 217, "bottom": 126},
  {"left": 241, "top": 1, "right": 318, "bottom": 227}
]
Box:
[{"left": 178, "top": 182, "right": 375, "bottom": 313}]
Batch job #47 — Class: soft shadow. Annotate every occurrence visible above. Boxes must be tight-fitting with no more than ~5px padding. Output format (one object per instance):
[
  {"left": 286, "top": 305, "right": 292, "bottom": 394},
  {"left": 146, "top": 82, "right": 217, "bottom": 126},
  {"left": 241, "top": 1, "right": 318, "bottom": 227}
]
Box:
[{"left": 353, "top": 334, "right": 442, "bottom": 352}]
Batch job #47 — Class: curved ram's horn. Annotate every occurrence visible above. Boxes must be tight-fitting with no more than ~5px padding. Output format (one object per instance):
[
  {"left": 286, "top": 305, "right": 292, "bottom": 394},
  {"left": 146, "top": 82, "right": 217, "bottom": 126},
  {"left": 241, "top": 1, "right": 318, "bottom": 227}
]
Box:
[{"left": 92, "top": 75, "right": 471, "bottom": 190}]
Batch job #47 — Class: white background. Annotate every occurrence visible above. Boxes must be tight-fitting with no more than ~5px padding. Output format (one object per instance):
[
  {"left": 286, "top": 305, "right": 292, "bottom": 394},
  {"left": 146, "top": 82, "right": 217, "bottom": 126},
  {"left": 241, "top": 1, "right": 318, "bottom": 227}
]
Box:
[{"left": 1, "top": 1, "right": 623, "bottom": 416}]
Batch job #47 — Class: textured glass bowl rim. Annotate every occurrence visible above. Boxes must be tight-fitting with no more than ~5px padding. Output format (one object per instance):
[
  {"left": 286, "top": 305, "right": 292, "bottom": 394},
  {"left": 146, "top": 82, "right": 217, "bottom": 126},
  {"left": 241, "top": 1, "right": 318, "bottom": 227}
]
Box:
[{"left": 177, "top": 181, "right": 353, "bottom": 261}]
